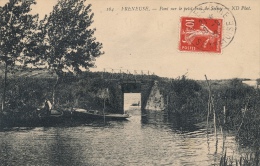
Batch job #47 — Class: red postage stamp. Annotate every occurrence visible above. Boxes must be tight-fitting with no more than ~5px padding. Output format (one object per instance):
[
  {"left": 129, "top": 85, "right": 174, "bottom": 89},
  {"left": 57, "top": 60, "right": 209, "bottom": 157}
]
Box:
[{"left": 179, "top": 17, "right": 223, "bottom": 53}]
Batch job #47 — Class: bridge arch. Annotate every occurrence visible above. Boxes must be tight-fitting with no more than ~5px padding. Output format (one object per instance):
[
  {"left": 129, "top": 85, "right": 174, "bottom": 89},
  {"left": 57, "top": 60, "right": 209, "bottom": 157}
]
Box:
[{"left": 115, "top": 80, "right": 166, "bottom": 114}]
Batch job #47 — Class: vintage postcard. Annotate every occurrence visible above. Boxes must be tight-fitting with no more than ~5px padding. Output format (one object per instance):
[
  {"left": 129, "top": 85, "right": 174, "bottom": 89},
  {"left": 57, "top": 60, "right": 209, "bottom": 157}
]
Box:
[{"left": 0, "top": 0, "right": 259, "bottom": 165}]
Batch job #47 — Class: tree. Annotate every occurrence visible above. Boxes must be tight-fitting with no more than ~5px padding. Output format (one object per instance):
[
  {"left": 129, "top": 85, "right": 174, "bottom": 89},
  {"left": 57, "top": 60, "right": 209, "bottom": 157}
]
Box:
[
  {"left": 256, "top": 78, "right": 260, "bottom": 88},
  {"left": 39, "top": 0, "right": 103, "bottom": 108},
  {"left": 0, "top": 0, "right": 39, "bottom": 112}
]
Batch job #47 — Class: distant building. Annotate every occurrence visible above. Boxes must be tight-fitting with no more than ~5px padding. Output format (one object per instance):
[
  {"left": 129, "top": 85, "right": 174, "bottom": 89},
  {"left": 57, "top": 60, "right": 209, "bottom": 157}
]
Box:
[{"left": 242, "top": 80, "right": 259, "bottom": 88}]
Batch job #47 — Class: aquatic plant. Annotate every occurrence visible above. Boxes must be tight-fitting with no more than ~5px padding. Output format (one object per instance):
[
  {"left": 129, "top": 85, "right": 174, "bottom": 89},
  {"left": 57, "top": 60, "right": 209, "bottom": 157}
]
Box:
[{"left": 220, "top": 151, "right": 259, "bottom": 166}]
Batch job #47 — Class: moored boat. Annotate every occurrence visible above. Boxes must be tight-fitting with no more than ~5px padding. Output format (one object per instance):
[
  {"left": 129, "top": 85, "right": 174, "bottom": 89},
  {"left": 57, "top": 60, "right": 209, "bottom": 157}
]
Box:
[{"left": 73, "top": 108, "right": 130, "bottom": 120}]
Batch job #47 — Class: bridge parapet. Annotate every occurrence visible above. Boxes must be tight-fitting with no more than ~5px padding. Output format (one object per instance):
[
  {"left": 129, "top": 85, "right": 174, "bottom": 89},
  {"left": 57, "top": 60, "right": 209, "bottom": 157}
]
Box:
[{"left": 100, "top": 68, "right": 157, "bottom": 81}]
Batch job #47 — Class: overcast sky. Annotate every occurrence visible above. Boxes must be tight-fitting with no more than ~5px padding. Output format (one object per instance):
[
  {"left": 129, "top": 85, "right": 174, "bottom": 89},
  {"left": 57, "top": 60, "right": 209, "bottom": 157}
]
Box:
[{"left": 1, "top": 0, "right": 259, "bottom": 80}]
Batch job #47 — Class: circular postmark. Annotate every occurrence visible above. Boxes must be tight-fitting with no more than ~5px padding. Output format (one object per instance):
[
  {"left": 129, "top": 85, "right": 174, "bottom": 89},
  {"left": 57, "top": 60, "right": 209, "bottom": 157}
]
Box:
[{"left": 189, "top": 2, "right": 236, "bottom": 49}]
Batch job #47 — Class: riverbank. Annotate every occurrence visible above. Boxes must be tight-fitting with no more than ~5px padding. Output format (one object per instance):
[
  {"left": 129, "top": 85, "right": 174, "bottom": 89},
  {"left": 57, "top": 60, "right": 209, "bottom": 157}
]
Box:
[{"left": 0, "top": 71, "right": 259, "bottom": 164}]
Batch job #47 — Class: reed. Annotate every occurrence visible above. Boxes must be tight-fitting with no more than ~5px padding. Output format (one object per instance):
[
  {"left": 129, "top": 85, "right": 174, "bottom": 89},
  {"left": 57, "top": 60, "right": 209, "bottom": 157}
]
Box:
[{"left": 220, "top": 151, "right": 259, "bottom": 166}]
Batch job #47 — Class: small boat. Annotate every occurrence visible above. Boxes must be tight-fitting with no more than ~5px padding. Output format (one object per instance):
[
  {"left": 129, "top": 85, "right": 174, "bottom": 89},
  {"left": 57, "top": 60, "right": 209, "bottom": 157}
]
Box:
[
  {"left": 73, "top": 108, "right": 130, "bottom": 120},
  {"left": 131, "top": 101, "right": 140, "bottom": 107}
]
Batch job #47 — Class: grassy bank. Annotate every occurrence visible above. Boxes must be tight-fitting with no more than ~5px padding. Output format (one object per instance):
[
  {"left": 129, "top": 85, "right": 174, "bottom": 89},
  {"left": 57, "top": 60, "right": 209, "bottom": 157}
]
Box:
[
  {"left": 157, "top": 77, "right": 259, "bottom": 165},
  {"left": 0, "top": 70, "right": 156, "bottom": 125},
  {"left": 200, "top": 78, "right": 259, "bottom": 165}
]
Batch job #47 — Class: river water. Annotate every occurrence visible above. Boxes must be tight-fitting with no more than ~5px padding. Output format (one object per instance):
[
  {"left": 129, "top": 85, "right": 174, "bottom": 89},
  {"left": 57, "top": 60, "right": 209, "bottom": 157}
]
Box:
[{"left": 0, "top": 94, "right": 254, "bottom": 166}]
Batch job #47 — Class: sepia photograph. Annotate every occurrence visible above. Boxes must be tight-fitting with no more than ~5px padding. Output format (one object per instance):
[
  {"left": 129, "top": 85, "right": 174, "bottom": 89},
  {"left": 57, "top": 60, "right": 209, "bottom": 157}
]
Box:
[{"left": 0, "top": 0, "right": 259, "bottom": 165}]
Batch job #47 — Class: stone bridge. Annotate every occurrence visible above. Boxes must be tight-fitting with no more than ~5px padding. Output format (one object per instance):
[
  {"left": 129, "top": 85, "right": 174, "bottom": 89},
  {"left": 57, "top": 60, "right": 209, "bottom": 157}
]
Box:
[{"left": 102, "top": 79, "right": 166, "bottom": 114}]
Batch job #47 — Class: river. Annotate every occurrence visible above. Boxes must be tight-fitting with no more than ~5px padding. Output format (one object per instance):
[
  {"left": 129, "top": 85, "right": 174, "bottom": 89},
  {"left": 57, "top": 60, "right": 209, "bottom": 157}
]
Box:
[{"left": 0, "top": 94, "right": 254, "bottom": 166}]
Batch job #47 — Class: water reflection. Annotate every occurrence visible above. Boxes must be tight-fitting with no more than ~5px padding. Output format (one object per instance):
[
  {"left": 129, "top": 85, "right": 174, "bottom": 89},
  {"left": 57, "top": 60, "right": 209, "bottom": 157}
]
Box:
[
  {"left": 0, "top": 108, "right": 257, "bottom": 165},
  {"left": 141, "top": 109, "right": 200, "bottom": 133}
]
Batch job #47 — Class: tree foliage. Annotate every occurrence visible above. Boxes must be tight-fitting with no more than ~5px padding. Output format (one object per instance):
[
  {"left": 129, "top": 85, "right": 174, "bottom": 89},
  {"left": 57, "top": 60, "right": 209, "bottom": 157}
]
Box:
[
  {"left": 0, "top": 0, "right": 38, "bottom": 65},
  {"left": 36, "top": 0, "right": 104, "bottom": 107},
  {"left": 39, "top": 0, "right": 103, "bottom": 75}
]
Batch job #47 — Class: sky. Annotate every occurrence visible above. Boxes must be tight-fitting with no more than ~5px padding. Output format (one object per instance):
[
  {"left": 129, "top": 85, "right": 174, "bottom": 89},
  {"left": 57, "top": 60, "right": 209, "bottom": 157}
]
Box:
[{"left": 1, "top": 0, "right": 259, "bottom": 80}]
